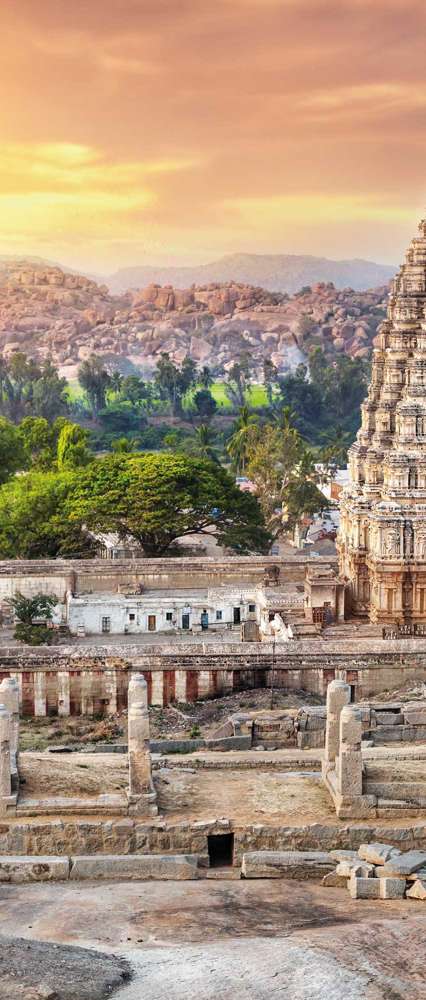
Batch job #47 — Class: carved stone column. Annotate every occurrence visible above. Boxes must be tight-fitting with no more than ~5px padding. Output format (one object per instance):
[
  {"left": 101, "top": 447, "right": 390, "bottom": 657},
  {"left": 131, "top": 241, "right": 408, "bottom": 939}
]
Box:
[
  {"left": 324, "top": 680, "right": 351, "bottom": 765},
  {"left": 127, "top": 673, "right": 158, "bottom": 816},
  {"left": 0, "top": 704, "right": 12, "bottom": 813}
]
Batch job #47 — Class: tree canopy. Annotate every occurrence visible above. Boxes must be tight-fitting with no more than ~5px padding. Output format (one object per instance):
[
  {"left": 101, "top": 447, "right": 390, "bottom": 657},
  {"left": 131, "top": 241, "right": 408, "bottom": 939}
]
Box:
[{"left": 66, "top": 452, "right": 271, "bottom": 556}]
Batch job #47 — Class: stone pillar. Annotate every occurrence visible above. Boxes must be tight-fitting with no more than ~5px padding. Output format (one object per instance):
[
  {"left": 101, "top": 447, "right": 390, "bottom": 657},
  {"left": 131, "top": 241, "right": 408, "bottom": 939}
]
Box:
[
  {"left": 57, "top": 672, "right": 70, "bottom": 717},
  {"left": 175, "top": 670, "right": 187, "bottom": 703},
  {"left": 104, "top": 670, "right": 118, "bottom": 716},
  {"left": 81, "top": 671, "right": 94, "bottom": 716},
  {"left": 198, "top": 670, "right": 211, "bottom": 699},
  {"left": 324, "top": 680, "right": 351, "bottom": 765},
  {"left": 151, "top": 672, "right": 164, "bottom": 707},
  {"left": 34, "top": 672, "right": 47, "bottom": 717},
  {"left": 0, "top": 704, "right": 11, "bottom": 811},
  {"left": 0, "top": 678, "right": 19, "bottom": 758},
  {"left": 127, "top": 674, "right": 157, "bottom": 816},
  {"left": 337, "top": 705, "right": 363, "bottom": 798}
]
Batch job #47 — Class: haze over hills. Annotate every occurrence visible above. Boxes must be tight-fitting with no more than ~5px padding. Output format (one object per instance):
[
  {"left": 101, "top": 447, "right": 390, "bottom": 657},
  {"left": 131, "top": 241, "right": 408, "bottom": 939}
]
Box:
[
  {"left": 107, "top": 252, "right": 397, "bottom": 295},
  {"left": 0, "top": 258, "right": 387, "bottom": 376}
]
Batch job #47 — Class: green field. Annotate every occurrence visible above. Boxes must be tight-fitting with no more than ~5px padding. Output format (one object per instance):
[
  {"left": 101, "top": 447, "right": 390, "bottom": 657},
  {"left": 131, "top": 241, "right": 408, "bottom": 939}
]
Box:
[
  {"left": 209, "top": 382, "right": 268, "bottom": 408},
  {"left": 65, "top": 378, "right": 268, "bottom": 411}
]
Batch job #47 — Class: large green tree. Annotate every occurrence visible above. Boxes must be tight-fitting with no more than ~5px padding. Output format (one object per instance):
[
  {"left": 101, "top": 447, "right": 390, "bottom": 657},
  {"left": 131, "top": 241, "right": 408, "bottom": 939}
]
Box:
[
  {"left": 0, "top": 417, "right": 26, "bottom": 483},
  {"left": 0, "top": 354, "right": 68, "bottom": 423},
  {"left": 78, "top": 355, "right": 112, "bottom": 416},
  {"left": 67, "top": 452, "right": 271, "bottom": 556},
  {"left": 0, "top": 471, "right": 94, "bottom": 559}
]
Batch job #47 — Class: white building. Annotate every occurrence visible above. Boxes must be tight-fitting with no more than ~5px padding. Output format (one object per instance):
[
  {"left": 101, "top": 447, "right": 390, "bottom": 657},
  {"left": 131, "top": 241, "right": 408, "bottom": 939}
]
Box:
[{"left": 66, "top": 588, "right": 257, "bottom": 636}]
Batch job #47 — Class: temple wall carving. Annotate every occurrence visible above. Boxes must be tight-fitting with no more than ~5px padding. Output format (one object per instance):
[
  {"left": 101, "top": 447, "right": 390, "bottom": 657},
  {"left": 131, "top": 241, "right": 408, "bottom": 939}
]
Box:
[{"left": 338, "top": 218, "right": 426, "bottom": 622}]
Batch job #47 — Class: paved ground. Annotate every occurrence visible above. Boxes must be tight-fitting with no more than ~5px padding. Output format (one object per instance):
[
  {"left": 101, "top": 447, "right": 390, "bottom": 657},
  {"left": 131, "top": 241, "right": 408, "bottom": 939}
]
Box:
[{"left": 1, "top": 879, "right": 425, "bottom": 999}]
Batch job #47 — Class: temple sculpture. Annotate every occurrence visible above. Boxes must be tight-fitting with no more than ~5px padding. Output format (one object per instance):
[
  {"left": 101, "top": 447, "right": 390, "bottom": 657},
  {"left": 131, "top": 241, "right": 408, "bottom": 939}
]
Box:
[{"left": 338, "top": 218, "right": 426, "bottom": 623}]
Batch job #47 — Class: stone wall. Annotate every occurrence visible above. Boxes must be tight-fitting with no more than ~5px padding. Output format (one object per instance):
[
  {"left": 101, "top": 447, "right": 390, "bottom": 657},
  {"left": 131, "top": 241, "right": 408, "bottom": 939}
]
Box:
[
  {"left": 1, "top": 638, "right": 426, "bottom": 716},
  {"left": 0, "top": 554, "right": 330, "bottom": 605},
  {"left": 1, "top": 814, "right": 426, "bottom": 859}
]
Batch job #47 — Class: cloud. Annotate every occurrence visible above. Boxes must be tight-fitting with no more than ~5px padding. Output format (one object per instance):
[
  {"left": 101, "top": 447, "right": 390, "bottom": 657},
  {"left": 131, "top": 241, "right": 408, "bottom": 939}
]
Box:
[{"left": 0, "top": 1, "right": 425, "bottom": 268}]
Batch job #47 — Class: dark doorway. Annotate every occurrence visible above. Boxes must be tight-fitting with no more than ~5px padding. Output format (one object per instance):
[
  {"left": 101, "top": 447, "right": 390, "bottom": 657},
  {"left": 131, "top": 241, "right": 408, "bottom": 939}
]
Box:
[
  {"left": 207, "top": 833, "right": 234, "bottom": 868},
  {"left": 182, "top": 613, "right": 190, "bottom": 630},
  {"left": 233, "top": 607, "right": 241, "bottom": 625}
]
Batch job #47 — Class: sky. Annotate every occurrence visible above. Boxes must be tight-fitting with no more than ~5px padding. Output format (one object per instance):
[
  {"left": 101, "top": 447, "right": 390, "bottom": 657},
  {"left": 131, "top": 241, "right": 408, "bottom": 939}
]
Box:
[{"left": 1, "top": 0, "right": 426, "bottom": 274}]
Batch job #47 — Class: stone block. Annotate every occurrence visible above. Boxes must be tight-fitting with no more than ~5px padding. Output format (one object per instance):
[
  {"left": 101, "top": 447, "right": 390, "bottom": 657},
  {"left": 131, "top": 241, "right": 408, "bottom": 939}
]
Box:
[
  {"left": 0, "top": 856, "right": 69, "bottom": 883},
  {"left": 358, "top": 842, "right": 401, "bottom": 865},
  {"left": 374, "top": 711, "right": 403, "bottom": 726},
  {"left": 407, "top": 879, "right": 426, "bottom": 900},
  {"left": 69, "top": 853, "right": 200, "bottom": 881},
  {"left": 380, "top": 851, "right": 426, "bottom": 876},
  {"left": 241, "top": 850, "right": 334, "bottom": 880},
  {"left": 348, "top": 861, "right": 376, "bottom": 878},
  {"left": 379, "top": 877, "right": 406, "bottom": 899},
  {"left": 348, "top": 876, "right": 380, "bottom": 899},
  {"left": 403, "top": 708, "right": 426, "bottom": 726},
  {"left": 322, "top": 871, "right": 348, "bottom": 887},
  {"left": 329, "top": 849, "right": 359, "bottom": 863}
]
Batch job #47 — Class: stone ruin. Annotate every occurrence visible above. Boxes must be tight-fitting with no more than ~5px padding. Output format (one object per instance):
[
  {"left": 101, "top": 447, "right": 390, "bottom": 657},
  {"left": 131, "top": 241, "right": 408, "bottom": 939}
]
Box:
[
  {"left": 323, "top": 841, "right": 426, "bottom": 901},
  {"left": 322, "top": 679, "right": 426, "bottom": 818},
  {"left": 0, "top": 673, "right": 157, "bottom": 819}
]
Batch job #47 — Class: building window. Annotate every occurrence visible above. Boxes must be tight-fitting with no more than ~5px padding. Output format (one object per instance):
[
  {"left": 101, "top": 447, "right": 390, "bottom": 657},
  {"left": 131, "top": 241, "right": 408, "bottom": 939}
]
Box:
[
  {"left": 101, "top": 616, "right": 111, "bottom": 633},
  {"left": 216, "top": 610, "right": 223, "bottom": 620},
  {"left": 166, "top": 611, "right": 173, "bottom": 622},
  {"left": 128, "top": 613, "right": 135, "bottom": 622},
  {"left": 248, "top": 604, "right": 255, "bottom": 613}
]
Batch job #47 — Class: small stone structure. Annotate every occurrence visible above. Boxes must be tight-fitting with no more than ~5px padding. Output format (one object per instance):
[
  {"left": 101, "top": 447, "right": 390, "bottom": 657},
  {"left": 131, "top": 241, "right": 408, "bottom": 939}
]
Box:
[
  {"left": 323, "top": 680, "right": 377, "bottom": 818},
  {"left": 0, "top": 671, "right": 157, "bottom": 819},
  {"left": 322, "top": 679, "right": 426, "bottom": 818}
]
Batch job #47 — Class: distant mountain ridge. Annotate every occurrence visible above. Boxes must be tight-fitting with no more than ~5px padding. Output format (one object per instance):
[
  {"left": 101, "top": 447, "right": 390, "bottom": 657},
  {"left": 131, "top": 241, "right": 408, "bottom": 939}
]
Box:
[{"left": 107, "top": 252, "right": 396, "bottom": 295}]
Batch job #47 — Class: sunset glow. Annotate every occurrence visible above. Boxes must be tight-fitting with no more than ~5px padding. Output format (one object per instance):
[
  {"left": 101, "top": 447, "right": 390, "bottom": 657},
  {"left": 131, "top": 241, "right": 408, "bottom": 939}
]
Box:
[{"left": 1, "top": 0, "right": 426, "bottom": 272}]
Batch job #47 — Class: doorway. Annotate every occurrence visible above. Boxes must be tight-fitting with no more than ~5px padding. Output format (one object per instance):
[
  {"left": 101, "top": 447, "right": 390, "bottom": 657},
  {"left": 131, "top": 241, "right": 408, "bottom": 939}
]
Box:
[
  {"left": 207, "top": 833, "right": 234, "bottom": 868},
  {"left": 147, "top": 615, "right": 156, "bottom": 632},
  {"left": 182, "top": 613, "right": 190, "bottom": 630},
  {"left": 233, "top": 606, "right": 241, "bottom": 625},
  {"left": 201, "top": 610, "right": 209, "bottom": 630}
]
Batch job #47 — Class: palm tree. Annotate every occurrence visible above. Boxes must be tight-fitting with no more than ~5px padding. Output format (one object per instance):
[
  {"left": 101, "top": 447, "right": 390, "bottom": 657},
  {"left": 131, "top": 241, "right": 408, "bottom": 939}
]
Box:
[
  {"left": 199, "top": 365, "right": 213, "bottom": 389},
  {"left": 320, "top": 425, "right": 352, "bottom": 469},
  {"left": 192, "top": 424, "right": 219, "bottom": 462},
  {"left": 110, "top": 371, "right": 123, "bottom": 396},
  {"left": 226, "top": 404, "right": 258, "bottom": 475}
]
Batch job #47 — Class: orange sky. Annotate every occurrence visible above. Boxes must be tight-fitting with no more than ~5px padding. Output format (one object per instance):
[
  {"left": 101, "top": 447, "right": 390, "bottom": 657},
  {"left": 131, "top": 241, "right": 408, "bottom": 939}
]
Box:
[{"left": 1, "top": 0, "right": 426, "bottom": 273}]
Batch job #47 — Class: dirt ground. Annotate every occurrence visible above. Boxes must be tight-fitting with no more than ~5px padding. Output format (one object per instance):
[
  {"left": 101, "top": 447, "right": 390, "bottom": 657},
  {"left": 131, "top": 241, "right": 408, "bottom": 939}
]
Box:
[
  {"left": 19, "top": 688, "right": 324, "bottom": 751},
  {"left": 1, "top": 879, "right": 426, "bottom": 999},
  {"left": 18, "top": 750, "right": 333, "bottom": 823}
]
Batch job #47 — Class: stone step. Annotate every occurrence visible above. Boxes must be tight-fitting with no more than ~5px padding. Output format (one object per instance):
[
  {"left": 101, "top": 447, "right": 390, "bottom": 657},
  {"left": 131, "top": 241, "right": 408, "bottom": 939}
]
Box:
[{"left": 205, "top": 867, "right": 241, "bottom": 880}]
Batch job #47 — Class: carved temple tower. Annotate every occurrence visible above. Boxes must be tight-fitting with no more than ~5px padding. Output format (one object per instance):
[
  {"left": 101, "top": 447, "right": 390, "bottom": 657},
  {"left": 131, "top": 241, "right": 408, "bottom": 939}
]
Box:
[{"left": 338, "top": 218, "right": 426, "bottom": 623}]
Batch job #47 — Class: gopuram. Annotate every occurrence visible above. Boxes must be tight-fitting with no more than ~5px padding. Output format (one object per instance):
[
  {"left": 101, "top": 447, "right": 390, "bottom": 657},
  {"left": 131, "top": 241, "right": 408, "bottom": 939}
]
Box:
[{"left": 339, "top": 218, "right": 426, "bottom": 624}]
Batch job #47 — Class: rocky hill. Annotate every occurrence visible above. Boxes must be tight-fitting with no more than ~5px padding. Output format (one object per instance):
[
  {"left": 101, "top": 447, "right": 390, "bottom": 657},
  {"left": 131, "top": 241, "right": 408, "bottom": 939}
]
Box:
[
  {"left": 0, "top": 261, "right": 388, "bottom": 376},
  {"left": 107, "top": 252, "right": 396, "bottom": 295}
]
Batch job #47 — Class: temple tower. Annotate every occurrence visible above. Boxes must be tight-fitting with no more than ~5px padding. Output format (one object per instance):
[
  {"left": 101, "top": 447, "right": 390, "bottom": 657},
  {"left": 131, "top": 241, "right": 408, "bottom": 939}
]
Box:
[{"left": 338, "top": 218, "right": 426, "bottom": 623}]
